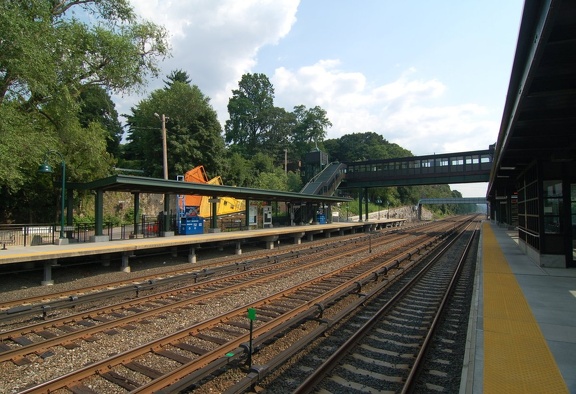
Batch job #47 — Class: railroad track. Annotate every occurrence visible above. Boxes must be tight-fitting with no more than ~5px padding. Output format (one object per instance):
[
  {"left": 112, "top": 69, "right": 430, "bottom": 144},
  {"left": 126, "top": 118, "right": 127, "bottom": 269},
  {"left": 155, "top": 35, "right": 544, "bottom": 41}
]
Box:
[
  {"left": 11, "top": 229, "right": 446, "bottom": 393},
  {"left": 0, "top": 218, "right": 472, "bottom": 393},
  {"left": 259, "top": 218, "right": 479, "bottom": 394},
  {"left": 2, "top": 220, "right": 462, "bottom": 392},
  {"left": 0, "top": 222, "right": 430, "bottom": 315},
  {"left": 0, "top": 231, "right": 418, "bottom": 364},
  {"left": 0, "top": 228, "right": 421, "bottom": 326}
]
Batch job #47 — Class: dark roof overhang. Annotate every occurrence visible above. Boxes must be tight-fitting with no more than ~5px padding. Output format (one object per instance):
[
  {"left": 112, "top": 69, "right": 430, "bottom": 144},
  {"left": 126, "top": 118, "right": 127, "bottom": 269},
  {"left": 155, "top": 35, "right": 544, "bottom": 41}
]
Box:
[
  {"left": 69, "top": 174, "right": 352, "bottom": 204},
  {"left": 488, "top": 0, "right": 576, "bottom": 198}
]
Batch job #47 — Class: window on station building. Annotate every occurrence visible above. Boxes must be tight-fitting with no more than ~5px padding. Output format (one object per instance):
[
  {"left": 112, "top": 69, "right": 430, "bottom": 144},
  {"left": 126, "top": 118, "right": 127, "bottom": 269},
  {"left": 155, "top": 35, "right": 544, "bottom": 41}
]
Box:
[
  {"left": 543, "top": 180, "right": 563, "bottom": 234},
  {"left": 481, "top": 155, "right": 491, "bottom": 163},
  {"left": 465, "top": 156, "right": 480, "bottom": 164},
  {"left": 451, "top": 157, "right": 464, "bottom": 165}
]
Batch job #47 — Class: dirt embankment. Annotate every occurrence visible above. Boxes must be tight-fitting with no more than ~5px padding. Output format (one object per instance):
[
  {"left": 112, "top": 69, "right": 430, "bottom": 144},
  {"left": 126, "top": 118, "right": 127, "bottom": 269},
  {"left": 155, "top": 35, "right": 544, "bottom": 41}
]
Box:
[{"left": 346, "top": 205, "right": 433, "bottom": 222}]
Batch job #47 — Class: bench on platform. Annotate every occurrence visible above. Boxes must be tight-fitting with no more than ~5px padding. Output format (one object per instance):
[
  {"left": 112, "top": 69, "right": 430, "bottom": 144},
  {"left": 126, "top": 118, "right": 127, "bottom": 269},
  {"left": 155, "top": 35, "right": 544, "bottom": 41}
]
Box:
[
  {"left": 1, "top": 233, "right": 15, "bottom": 250},
  {"left": 221, "top": 220, "right": 246, "bottom": 232}
]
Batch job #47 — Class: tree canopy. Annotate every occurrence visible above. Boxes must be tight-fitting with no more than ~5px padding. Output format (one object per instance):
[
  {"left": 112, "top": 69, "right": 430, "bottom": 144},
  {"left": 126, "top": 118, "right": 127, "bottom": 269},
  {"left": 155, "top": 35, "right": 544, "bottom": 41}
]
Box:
[
  {"left": 225, "top": 73, "right": 277, "bottom": 158},
  {"left": 0, "top": 0, "right": 169, "bottom": 222},
  {"left": 323, "top": 132, "right": 411, "bottom": 162},
  {"left": 125, "top": 75, "right": 225, "bottom": 179},
  {"left": 224, "top": 73, "right": 332, "bottom": 166}
]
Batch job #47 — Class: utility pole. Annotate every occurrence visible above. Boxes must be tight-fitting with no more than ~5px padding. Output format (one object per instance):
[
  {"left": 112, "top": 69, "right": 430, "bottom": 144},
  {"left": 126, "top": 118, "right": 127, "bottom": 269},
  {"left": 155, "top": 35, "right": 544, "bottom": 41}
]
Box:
[
  {"left": 155, "top": 113, "right": 172, "bottom": 236},
  {"left": 155, "top": 113, "right": 169, "bottom": 180}
]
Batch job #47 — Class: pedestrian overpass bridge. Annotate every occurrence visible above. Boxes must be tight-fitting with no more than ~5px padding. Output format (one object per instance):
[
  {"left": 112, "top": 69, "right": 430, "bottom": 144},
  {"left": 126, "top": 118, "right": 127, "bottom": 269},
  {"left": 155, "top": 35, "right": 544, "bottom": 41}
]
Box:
[
  {"left": 300, "top": 147, "right": 493, "bottom": 197},
  {"left": 418, "top": 197, "right": 487, "bottom": 205},
  {"left": 340, "top": 148, "right": 493, "bottom": 189},
  {"left": 298, "top": 147, "right": 493, "bottom": 222}
]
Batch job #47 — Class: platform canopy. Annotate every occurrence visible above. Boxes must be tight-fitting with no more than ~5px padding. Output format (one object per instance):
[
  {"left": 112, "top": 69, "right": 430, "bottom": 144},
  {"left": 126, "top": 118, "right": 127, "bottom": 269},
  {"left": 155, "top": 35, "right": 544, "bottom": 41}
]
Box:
[
  {"left": 488, "top": 0, "right": 576, "bottom": 199},
  {"left": 418, "top": 197, "right": 487, "bottom": 205},
  {"left": 70, "top": 174, "right": 351, "bottom": 204}
]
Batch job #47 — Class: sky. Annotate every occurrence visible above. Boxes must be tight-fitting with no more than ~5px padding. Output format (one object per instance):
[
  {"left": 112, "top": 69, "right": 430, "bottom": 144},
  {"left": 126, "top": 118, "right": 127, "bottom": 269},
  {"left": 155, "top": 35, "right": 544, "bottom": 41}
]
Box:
[{"left": 116, "top": 0, "right": 526, "bottom": 197}]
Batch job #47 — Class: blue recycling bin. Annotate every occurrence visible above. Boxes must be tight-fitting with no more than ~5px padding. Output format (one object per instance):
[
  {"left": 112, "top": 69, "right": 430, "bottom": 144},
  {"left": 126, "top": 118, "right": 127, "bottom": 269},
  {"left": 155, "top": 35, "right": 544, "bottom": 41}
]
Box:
[
  {"left": 179, "top": 217, "right": 204, "bottom": 235},
  {"left": 316, "top": 214, "right": 327, "bottom": 224}
]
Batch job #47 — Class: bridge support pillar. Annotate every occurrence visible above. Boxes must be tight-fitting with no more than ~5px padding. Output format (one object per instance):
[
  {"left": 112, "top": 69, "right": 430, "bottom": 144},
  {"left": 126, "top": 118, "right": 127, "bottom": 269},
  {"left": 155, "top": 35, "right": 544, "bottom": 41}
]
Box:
[
  {"left": 293, "top": 232, "right": 304, "bottom": 244},
  {"left": 235, "top": 241, "right": 242, "bottom": 255},
  {"left": 263, "top": 235, "right": 278, "bottom": 250},
  {"left": 188, "top": 247, "right": 196, "bottom": 264},
  {"left": 41, "top": 260, "right": 56, "bottom": 286},
  {"left": 121, "top": 252, "right": 131, "bottom": 273},
  {"left": 418, "top": 204, "right": 422, "bottom": 221}
]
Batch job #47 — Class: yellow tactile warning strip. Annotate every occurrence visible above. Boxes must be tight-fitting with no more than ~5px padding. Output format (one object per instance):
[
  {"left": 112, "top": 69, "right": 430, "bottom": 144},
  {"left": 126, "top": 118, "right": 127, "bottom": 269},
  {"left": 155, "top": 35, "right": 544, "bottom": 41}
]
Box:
[{"left": 483, "top": 222, "right": 568, "bottom": 393}]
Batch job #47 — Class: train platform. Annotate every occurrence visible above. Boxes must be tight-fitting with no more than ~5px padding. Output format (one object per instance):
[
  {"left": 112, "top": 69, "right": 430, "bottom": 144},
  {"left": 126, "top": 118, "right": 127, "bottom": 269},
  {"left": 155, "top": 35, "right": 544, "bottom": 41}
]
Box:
[{"left": 463, "top": 222, "right": 575, "bottom": 393}]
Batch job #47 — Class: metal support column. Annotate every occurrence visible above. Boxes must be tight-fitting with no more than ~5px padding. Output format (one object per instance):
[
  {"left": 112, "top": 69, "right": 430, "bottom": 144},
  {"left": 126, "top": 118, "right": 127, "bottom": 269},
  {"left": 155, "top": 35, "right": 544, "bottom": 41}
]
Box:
[
  {"left": 133, "top": 193, "right": 140, "bottom": 237},
  {"left": 245, "top": 198, "right": 251, "bottom": 228},
  {"left": 210, "top": 196, "right": 219, "bottom": 232},
  {"left": 358, "top": 191, "right": 363, "bottom": 222},
  {"left": 66, "top": 188, "right": 74, "bottom": 239},
  {"left": 95, "top": 189, "right": 104, "bottom": 236},
  {"left": 364, "top": 188, "right": 369, "bottom": 221}
]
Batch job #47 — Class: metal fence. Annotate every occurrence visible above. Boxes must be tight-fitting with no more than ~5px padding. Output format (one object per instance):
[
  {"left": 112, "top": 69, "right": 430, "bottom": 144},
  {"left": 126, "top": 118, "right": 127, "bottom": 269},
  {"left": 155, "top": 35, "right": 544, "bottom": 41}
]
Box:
[{"left": 0, "top": 214, "right": 179, "bottom": 247}]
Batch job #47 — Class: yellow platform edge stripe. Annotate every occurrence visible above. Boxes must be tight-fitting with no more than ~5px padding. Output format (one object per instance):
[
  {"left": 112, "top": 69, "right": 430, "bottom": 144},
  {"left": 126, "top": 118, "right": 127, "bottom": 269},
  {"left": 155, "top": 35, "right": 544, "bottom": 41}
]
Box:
[{"left": 482, "top": 222, "right": 568, "bottom": 393}]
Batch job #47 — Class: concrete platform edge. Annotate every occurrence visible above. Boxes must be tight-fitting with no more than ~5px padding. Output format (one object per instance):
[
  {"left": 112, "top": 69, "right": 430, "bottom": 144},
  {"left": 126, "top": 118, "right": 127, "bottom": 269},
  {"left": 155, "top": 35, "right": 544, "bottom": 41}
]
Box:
[{"left": 460, "top": 222, "right": 483, "bottom": 394}]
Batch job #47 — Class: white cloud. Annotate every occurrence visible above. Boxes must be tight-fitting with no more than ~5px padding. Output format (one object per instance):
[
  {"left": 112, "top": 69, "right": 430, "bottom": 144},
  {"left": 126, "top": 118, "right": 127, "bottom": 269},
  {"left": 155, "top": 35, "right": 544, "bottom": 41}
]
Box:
[
  {"left": 272, "top": 61, "right": 498, "bottom": 156},
  {"left": 117, "top": 0, "right": 300, "bottom": 122}
]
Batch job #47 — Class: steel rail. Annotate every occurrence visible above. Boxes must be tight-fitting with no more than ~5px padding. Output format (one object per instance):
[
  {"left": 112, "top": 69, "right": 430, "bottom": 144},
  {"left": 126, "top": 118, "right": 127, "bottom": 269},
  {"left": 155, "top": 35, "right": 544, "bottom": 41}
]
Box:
[
  {"left": 0, "top": 233, "right": 358, "bottom": 311},
  {"left": 2, "top": 225, "right": 424, "bottom": 327},
  {"left": 18, "top": 230, "right": 446, "bottom": 394},
  {"left": 290, "top": 217, "right": 475, "bottom": 393},
  {"left": 401, "top": 222, "right": 479, "bottom": 393},
  {"left": 129, "top": 234, "right": 446, "bottom": 394},
  {"left": 0, "top": 232, "right": 416, "bottom": 364},
  {"left": 2, "top": 230, "right": 413, "bottom": 335},
  {"left": 0, "top": 223, "right": 416, "bottom": 315}
]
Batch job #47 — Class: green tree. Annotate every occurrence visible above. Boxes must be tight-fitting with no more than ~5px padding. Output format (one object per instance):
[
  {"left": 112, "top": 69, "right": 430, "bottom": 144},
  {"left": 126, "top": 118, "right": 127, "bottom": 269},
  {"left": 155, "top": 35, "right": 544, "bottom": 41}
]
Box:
[
  {"left": 251, "top": 152, "right": 277, "bottom": 176},
  {"left": 78, "top": 86, "right": 124, "bottom": 158},
  {"left": 291, "top": 105, "right": 332, "bottom": 160},
  {"left": 255, "top": 169, "right": 288, "bottom": 191},
  {"left": 164, "top": 69, "right": 192, "bottom": 88},
  {"left": 286, "top": 171, "right": 303, "bottom": 192},
  {"left": 0, "top": 0, "right": 169, "bottom": 222},
  {"left": 225, "top": 73, "right": 275, "bottom": 157},
  {"left": 222, "top": 152, "right": 254, "bottom": 187},
  {"left": 125, "top": 79, "right": 225, "bottom": 179},
  {"left": 263, "top": 106, "right": 294, "bottom": 163},
  {"left": 324, "top": 132, "right": 411, "bottom": 163}
]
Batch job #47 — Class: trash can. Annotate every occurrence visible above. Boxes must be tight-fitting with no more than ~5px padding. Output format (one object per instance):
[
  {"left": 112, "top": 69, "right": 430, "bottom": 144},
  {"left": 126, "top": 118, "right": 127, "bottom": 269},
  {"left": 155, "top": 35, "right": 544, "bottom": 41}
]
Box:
[{"left": 179, "top": 217, "right": 204, "bottom": 235}]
